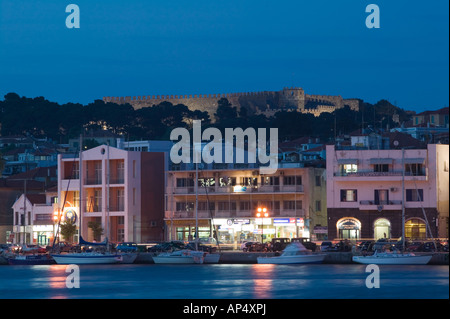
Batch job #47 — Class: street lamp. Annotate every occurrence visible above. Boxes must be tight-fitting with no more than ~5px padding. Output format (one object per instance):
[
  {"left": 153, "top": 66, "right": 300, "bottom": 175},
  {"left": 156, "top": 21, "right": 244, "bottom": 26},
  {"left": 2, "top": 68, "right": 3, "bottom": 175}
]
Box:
[{"left": 256, "top": 207, "right": 269, "bottom": 243}]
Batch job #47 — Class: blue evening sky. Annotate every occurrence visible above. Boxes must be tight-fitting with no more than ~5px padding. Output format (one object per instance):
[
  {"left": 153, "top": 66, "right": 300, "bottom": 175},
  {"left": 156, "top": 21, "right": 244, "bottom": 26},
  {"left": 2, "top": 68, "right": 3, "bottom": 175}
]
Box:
[{"left": 0, "top": 0, "right": 448, "bottom": 113}]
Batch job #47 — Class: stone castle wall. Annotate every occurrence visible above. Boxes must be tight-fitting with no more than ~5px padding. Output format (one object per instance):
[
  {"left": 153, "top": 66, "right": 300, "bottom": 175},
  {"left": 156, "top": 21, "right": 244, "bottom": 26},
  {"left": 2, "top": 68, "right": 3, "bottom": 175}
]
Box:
[{"left": 103, "top": 87, "right": 359, "bottom": 119}]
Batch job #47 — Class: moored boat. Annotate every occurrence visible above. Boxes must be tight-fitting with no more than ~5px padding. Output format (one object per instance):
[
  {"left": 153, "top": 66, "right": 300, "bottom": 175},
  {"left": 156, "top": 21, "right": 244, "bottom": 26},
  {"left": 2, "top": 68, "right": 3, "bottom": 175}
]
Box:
[
  {"left": 118, "top": 252, "right": 138, "bottom": 264},
  {"left": 51, "top": 252, "right": 122, "bottom": 264},
  {"left": 257, "top": 242, "right": 326, "bottom": 264},
  {"left": 152, "top": 250, "right": 205, "bottom": 264},
  {"left": 8, "top": 254, "right": 56, "bottom": 265},
  {"left": 352, "top": 251, "right": 432, "bottom": 265}
]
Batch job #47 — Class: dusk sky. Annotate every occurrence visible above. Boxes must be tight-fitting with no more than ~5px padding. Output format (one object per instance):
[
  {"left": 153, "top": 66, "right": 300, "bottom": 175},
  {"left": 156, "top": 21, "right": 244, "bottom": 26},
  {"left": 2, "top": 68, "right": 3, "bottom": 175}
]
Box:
[{"left": 0, "top": 0, "right": 448, "bottom": 113}]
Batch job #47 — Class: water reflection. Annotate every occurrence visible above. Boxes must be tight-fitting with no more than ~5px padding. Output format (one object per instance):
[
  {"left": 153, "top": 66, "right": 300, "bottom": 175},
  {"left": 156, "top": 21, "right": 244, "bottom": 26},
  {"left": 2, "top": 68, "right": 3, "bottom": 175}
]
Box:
[{"left": 252, "top": 264, "right": 275, "bottom": 299}]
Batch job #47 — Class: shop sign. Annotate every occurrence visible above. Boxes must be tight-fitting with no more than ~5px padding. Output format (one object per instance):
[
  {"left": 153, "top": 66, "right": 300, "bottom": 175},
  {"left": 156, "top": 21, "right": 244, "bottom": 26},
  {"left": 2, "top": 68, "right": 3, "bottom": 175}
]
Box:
[{"left": 314, "top": 226, "right": 328, "bottom": 234}]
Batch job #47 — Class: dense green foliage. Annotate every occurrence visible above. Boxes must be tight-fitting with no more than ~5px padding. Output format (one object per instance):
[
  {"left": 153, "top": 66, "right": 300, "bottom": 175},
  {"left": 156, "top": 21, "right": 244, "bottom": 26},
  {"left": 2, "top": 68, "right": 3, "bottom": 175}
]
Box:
[{"left": 0, "top": 93, "right": 411, "bottom": 142}]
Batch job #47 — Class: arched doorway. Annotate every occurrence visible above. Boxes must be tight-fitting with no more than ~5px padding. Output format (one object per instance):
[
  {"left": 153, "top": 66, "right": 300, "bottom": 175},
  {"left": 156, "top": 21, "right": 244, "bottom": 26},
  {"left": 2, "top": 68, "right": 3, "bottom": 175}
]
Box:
[
  {"left": 374, "top": 218, "right": 391, "bottom": 240},
  {"left": 405, "top": 218, "right": 427, "bottom": 239},
  {"left": 337, "top": 218, "right": 361, "bottom": 239}
]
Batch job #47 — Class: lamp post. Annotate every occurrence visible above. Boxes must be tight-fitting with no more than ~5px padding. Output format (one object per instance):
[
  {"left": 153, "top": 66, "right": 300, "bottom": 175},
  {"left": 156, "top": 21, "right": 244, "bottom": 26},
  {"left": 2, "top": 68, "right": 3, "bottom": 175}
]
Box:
[{"left": 256, "top": 207, "right": 269, "bottom": 243}]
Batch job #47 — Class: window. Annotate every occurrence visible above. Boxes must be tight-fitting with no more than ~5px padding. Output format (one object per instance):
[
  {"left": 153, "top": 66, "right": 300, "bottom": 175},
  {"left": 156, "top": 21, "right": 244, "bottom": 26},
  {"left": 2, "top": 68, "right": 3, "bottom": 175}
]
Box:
[
  {"left": 283, "top": 201, "right": 303, "bottom": 210},
  {"left": 373, "top": 164, "right": 389, "bottom": 172},
  {"left": 117, "top": 161, "right": 124, "bottom": 182},
  {"left": 94, "top": 162, "right": 102, "bottom": 184},
  {"left": 283, "top": 176, "right": 302, "bottom": 185},
  {"left": 261, "top": 176, "right": 279, "bottom": 186},
  {"left": 132, "top": 160, "right": 136, "bottom": 178},
  {"left": 406, "top": 189, "right": 424, "bottom": 202},
  {"left": 374, "top": 189, "right": 389, "bottom": 205},
  {"left": 218, "top": 202, "right": 236, "bottom": 211},
  {"left": 339, "top": 164, "right": 357, "bottom": 175},
  {"left": 239, "top": 201, "right": 251, "bottom": 211},
  {"left": 219, "top": 177, "right": 236, "bottom": 187},
  {"left": 118, "top": 216, "right": 124, "bottom": 225},
  {"left": 176, "top": 202, "right": 194, "bottom": 212},
  {"left": 315, "top": 176, "right": 321, "bottom": 186},
  {"left": 315, "top": 201, "right": 321, "bottom": 211},
  {"left": 198, "top": 178, "right": 215, "bottom": 187},
  {"left": 241, "top": 177, "right": 258, "bottom": 186},
  {"left": 176, "top": 178, "right": 194, "bottom": 187},
  {"left": 340, "top": 189, "right": 357, "bottom": 202},
  {"left": 198, "top": 201, "right": 215, "bottom": 211},
  {"left": 405, "top": 163, "right": 424, "bottom": 176}
]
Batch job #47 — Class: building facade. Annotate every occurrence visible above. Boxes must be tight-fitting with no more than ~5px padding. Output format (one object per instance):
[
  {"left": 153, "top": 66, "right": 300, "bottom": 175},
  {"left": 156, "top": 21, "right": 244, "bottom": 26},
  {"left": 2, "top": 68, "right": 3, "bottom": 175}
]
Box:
[
  {"left": 57, "top": 145, "right": 165, "bottom": 243},
  {"left": 326, "top": 144, "right": 449, "bottom": 240},
  {"left": 11, "top": 191, "right": 57, "bottom": 245},
  {"left": 165, "top": 165, "right": 327, "bottom": 246}
]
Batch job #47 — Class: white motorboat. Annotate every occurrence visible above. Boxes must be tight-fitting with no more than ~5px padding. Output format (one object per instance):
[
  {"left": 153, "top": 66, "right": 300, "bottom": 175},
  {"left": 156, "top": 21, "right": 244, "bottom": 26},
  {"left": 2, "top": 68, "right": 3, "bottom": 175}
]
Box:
[
  {"left": 152, "top": 250, "right": 205, "bottom": 264},
  {"left": 352, "top": 251, "right": 432, "bottom": 265},
  {"left": 257, "top": 243, "right": 326, "bottom": 264},
  {"left": 51, "top": 252, "right": 122, "bottom": 265}
]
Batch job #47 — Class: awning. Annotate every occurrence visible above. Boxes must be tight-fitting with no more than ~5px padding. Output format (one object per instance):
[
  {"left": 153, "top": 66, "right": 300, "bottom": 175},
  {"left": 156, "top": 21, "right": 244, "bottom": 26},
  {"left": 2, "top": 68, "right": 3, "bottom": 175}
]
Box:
[
  {"left": 403, "top": 158, "right": 425, "bottom": 164},
  {"left": 370, "top": 158, "right": 394, "bottom": 165},
  {"left": 337, "top": 159, "right": 358, "bottom": 165}
]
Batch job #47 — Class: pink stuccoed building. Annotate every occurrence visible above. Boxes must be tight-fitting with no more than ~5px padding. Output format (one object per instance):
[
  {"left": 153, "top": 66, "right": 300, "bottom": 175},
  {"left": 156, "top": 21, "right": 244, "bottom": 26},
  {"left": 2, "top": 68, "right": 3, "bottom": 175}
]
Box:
[
  {"left": 57, "top": 145, "right": 165, "bottom": 243},
  {"left": 326, "top": 144, "right": 449, "bottom": 241}
]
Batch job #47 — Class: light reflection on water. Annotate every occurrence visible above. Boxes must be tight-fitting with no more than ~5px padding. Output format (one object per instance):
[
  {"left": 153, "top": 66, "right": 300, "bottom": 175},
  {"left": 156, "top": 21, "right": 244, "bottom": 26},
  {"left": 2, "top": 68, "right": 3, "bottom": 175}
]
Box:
[{"left": 0, "top": 264, "right": 448, "bottom": 299}]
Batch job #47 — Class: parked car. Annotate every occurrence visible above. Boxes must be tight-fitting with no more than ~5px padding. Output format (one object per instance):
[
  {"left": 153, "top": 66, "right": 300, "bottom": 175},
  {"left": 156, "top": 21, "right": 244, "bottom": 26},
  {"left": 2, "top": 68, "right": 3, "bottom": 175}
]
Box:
[
  {"left": 406, "top": 241, "right": 423, "bottom": 252},
  {"left": 320, "top": 241, "right": 334, "bottom": 252},
  {"left": 270, "top": 238, "right": 291, "bottom": 252},
  {"left": 242, "top": 241, "right": 268, "bottom": 252},
  {"left": 116, "top": 242, "right": 138, "bottom": 252}
]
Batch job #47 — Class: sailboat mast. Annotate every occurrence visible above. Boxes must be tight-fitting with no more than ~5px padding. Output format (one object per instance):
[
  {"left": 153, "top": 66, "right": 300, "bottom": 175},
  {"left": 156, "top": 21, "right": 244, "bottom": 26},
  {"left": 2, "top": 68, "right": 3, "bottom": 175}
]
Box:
[
  {"left": 79, "top": 134, "right": 83, "bottom": 244},
  {"left": 401, "top": 148, "right": 405, "bottom": 252},
  {"left": 106, "top": 143, "right": 110, "bottom": 245},
  {"left": 195, "top": 161, "right": 199, "bottom": 250}
]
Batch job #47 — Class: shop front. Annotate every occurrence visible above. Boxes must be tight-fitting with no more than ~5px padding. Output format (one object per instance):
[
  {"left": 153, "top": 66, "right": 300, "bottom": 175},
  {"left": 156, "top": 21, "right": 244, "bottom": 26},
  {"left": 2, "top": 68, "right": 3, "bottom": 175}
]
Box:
[{"left": 32, "top": 225, "right": 54, "bottom": 245}]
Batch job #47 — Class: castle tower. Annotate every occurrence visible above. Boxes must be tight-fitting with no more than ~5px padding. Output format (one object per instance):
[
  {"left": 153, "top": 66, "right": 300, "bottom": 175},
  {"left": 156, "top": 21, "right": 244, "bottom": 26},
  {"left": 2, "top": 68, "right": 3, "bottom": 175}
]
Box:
[{"left": 279, "top": 87, "right": 306, "bottom": 111}]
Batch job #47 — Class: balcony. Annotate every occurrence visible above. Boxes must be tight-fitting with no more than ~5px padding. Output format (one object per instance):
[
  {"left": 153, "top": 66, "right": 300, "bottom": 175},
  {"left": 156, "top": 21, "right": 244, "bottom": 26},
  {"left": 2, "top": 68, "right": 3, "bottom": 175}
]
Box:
[
  {"left": 168, "top": 184, "right": 304, "bottom": 195},
  {"left": 334, "top": 170, "right": 427, "bottom": 181},
  {"left": 85, "top": 178, "right": 102, "bottom": 185},
  {"left": 359, "top": 200, "right": 402, "bottom": 210}
]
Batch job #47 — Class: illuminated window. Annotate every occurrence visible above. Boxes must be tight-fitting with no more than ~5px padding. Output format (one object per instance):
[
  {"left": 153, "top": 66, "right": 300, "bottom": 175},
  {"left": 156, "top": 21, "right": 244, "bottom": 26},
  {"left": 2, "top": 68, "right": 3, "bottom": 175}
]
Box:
[{"left": 340, "top": 189, "right": 357, "bottom": 202}]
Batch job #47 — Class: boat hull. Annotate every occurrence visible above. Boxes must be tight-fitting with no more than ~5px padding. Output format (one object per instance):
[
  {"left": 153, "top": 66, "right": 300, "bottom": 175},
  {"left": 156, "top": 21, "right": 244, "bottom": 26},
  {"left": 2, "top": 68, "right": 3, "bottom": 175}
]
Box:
[
  {"left": 257, "top": 254, "right": 326, "bottom": 264},
  {"left": 352, "top": 254, "right": 432, "bottom": 265},
  {"left": 118, "top": 253, "right": 138, "bottom": 264},
  {"left": 152, "top": 256, "right": 196, "bottom": 264},
  {"left": 204, "top": 253, "right": 220, "bottom": 264},
  {"left": 51, "top": 253, "right": 121, "bottom": 264},
  {"left": 8, "top": 255, "right": 56, "bottom": 265}
]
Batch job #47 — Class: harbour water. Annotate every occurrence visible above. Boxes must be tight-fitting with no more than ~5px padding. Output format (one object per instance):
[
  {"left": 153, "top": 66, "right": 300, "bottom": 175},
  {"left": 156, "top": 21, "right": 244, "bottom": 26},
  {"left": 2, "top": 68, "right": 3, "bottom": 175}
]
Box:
[{"left": 0, "top": 264, "right": 448, "bottom": 299}]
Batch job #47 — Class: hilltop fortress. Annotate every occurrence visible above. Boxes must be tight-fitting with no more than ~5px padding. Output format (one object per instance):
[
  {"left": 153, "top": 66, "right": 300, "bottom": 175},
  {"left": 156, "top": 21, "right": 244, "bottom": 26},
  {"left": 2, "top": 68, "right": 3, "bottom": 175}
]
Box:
[{"left": 103, "top": 87, "right": 360, "bottom": 118}]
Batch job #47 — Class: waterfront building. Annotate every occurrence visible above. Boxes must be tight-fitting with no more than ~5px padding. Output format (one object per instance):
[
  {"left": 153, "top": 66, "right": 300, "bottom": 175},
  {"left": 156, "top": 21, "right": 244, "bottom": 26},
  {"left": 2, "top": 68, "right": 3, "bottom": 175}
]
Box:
[
  {"left": 11, "top": 188, "right": 57, "bottom": 245},
  {"left": 326, "top": 140, "right": 449, "bottom": 240},
  {"left": 165, "top": 162, "right": 327, "bottom": 246},
  {"left": 57, "top": 145, "right": 165, "bottom": 243}
]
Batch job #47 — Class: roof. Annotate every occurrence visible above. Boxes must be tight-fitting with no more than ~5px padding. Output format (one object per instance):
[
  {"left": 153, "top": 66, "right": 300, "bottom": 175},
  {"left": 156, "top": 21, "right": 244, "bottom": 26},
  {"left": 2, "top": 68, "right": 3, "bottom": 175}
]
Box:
[
  {"left": 6, "top": 166, "right": 57, "bottom": 180},
  {"left": 415, "top": 107, "right": 449, "bottom": 116},
  {"left": 382, "top": 131, "right": 427, "bottom": 149},
  {"left": 25, "top": 194, "right": 46, "bottom": 205}
]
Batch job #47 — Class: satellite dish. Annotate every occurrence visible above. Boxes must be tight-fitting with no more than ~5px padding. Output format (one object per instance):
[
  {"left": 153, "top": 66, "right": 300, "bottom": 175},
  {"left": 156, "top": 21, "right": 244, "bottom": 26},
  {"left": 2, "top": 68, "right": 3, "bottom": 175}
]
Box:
[{"left": 393, "top": 140, "right": 399, "bottom": 147}]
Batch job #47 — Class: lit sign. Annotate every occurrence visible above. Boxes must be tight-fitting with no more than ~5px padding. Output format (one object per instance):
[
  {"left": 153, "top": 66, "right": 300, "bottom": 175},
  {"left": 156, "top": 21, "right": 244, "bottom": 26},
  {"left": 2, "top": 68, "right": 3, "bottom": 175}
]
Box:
[
  {"left": 64, "top": 208, "right": 77, "bottom": 225},
  {"left": 233, "top": 186, "right": 247, "bottom": 193}
]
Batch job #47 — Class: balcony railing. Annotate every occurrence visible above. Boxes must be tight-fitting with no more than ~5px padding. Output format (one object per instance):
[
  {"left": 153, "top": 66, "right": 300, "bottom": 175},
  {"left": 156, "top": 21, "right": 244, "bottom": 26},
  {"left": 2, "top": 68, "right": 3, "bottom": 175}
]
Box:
[
  {"left": 85, "top": 178, "right": 102, "bottom": 185},
  {"left": 169, "top": 184, "right": 304, "bottom": 195},
  {"left": 335, "top": 170, "right": 426, "bottom": 177},
  {"left": 359, "top": 200, "right": 402, "bottom": 205}
]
